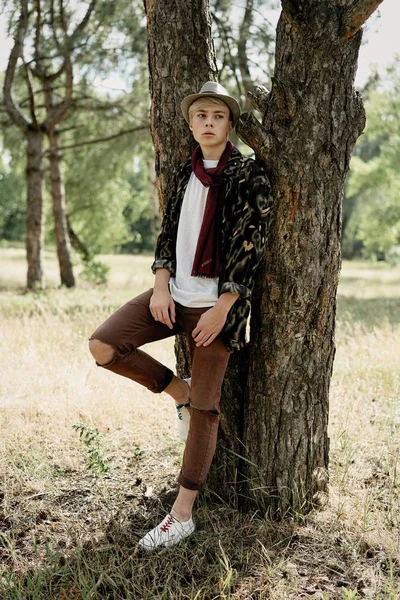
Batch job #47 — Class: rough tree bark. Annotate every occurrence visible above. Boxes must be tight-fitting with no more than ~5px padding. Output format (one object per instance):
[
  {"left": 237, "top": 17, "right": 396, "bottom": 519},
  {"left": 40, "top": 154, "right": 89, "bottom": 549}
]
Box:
[
  {"left": 26, "top": 128, "right": 45, "bottom": 290},
  {"left": 43, "top": 82, "right": 75, "bottom": 288},
  {"left": 47, "top": 128, "right": 75, "bottom": 287},
  {"left": 147, "top": 156, "right": 161, "bottom": 240},
  {"left": 143, "top": 0, "right": 218, "bottom": 373},
  {"left": 225, "top": 0, "right": 380, "bottom": 515},
  {"left": 143, "top": 0, "right": 217, "bottom": 209},
  {"left": 3, "top": 0, "right": 43, "bottom": 289}
]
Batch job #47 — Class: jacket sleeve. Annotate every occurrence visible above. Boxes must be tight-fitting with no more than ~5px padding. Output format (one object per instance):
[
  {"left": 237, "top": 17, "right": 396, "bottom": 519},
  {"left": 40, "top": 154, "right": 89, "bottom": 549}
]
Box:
[
  {"left": 219, "top": 159, "right": 274, "bottom": 299},
  {"left": 151, "top": 170, "right": 181, "bottom": 277}
]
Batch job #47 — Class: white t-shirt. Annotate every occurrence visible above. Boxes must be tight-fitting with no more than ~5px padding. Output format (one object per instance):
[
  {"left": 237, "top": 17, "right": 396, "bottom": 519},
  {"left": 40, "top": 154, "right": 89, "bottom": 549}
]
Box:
[{"left": 169, "top": 159, "right": 219, "bottom": 307}]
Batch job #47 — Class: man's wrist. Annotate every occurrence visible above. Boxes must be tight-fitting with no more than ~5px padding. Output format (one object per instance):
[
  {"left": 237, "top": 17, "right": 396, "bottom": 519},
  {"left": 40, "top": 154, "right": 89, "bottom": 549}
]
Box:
[
  {"left": 154, "top": 268, "right": 171, "bottom": 291},
  {"left": 215, "top": 292, "right": 239, "bottom": 313},
  {"left": 153, "top": 283, "right": 170, "bottom": 293}
]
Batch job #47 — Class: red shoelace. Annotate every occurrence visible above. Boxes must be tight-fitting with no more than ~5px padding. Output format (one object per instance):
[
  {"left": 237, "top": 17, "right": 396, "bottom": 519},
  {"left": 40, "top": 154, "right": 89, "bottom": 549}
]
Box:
[{"left": 160, "top": 516, "right": 174, "bottom": 533}]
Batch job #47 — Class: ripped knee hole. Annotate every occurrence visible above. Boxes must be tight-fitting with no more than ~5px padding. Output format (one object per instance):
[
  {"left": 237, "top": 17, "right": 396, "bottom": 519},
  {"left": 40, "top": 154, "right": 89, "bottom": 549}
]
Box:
[{"left": 89, "top": 338, "right": 116, "bottom": 365}]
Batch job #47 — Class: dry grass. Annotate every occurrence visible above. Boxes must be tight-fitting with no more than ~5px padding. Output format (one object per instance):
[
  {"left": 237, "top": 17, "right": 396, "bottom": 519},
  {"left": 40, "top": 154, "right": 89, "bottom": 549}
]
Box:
[{"left": 0, "top": 248, "right": 399, "bottom": 599}]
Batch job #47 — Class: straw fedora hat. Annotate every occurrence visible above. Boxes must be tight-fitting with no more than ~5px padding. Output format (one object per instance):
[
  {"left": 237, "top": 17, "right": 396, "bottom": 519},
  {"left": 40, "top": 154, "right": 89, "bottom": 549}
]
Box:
[{"left": 181, "top": 81, "right": 241, "bottom": 126}]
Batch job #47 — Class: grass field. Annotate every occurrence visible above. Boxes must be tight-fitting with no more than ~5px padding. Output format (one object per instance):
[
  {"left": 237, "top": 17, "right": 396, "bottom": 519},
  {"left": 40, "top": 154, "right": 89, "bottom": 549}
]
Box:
[{"left": 0, "top": 248, "right": 399, "bottom": 599}]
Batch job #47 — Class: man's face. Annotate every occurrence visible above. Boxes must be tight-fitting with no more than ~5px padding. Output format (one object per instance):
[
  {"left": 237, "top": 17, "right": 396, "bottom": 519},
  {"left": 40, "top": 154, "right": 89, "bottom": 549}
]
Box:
[{"left": 189, "top": 102, "right": 233, "bottom": 150}]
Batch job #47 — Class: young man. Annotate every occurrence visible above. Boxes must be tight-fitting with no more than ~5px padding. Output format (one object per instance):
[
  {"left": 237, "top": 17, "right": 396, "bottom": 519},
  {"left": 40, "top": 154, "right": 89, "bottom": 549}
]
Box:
[{"left": 89, "top": 82, "right": 273, "bottom": 550}]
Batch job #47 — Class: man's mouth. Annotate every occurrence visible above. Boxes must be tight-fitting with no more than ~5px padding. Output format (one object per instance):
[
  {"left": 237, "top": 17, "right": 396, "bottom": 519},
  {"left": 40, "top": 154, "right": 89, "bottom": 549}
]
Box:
[{"left": 202, "top": 132, "right": 215, "bottom": 136}]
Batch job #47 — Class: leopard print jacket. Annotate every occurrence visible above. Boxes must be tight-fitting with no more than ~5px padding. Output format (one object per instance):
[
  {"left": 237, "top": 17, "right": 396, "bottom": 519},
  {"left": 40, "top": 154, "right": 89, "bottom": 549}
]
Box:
[{"left": 151, "top": 146, "right": 274, "bottom": 352}]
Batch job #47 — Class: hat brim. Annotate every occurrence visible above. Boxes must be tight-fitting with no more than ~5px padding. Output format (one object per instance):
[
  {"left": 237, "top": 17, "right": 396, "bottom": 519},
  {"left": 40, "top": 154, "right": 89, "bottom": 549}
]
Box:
[{"left": 181, "top": 93, "right": 240, "bottom": 126}]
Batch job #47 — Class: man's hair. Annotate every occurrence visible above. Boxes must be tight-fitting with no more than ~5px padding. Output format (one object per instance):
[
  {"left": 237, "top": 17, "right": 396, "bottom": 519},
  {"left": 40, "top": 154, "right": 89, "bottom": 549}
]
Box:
[{"left": 188, "top": 97, "right": 232, "bottom": 123}]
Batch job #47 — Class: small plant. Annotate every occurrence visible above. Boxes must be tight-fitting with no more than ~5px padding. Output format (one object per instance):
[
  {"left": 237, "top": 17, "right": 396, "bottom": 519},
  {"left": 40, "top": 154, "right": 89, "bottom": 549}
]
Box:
[
  {"left": 133, "top": 445, "right": 145, "bottom": 461},
  {"left": 81, "top": 259, "right": 110, "bottom": 285},
  {"left": 72, "top": 423, "right": 110, "bottom": 473},
  {"left": 341, "top": 589, "right": 361, "bottom": 600}
]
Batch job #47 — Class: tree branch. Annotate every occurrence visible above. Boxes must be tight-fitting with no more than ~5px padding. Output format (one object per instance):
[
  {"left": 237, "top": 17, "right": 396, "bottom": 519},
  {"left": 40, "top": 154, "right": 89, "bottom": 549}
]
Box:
[
  {"left": 30, "top": 59, "right": 65, "bottom": 84},
  {"left": 22, "top": 58, "right": 38, "bottom": 126},
  {"left": 342, "top": 0, "right": 384, "bottom": 39},
  {"left": 212, "top": 12, "right": 242, "bottom": 98},
  {"left": 43, "top": 51, "right": 73, "bottom": 128},
  {"left": 236, "top": 112, "right": 273, "bottom": 162},
  {"left": 54, "top": 125, "right": 149, "bottom": 151},
  {"left": 247, "top": 84, "right": 270, "bottom": 114},
  {"left": 3, "top": 0, "right": 30, "bottom": 131},
  {"left": 66, "top": 216, "right": 92, "bottom": 262},
  {"left": 57, "top": 124, "right": 85, "bottom": 134},
  {"left": 34, "top": 0, "right": 41, "bottom": 65},
  {"left": 71, "top": 0, "right": 97, "bottom": 41},
  {"left": 50, "top": 0, "right": 62, "bottom": 49},
  {"left": 237, "top": 0, "right": 254, "bottom": 99},
  {"left": 59, "top": 0, "right": 66, "bottom": 32},
  {"left": 42, "top": 0, "right": 97, "bottom": 130}
]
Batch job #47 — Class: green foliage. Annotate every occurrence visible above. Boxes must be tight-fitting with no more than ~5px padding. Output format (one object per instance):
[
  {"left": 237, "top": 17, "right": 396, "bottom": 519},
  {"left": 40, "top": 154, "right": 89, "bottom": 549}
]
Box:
[
  {"left": 1, "top": 0, "right": 153, "bottom": 258},
  {"left": 132, "top": 445, "right": 145, "bottom": 461},
  {"left": 343, "top": 57, "right": 400, "bottom": 262},
  {"left": 72, "top": 423, "right": 111, "bottom": 474},
  {"left": 0, "top": 135, "right": 25, "bottom": 242},
  {"left": 61, "top": 122, "right": 154, "bottom": 255},
  {"left": 80, "top": 259, "right": 110, "bottom": 284},
  {"left": 341, "top": 590, "right": 361, "bottom": 600}
]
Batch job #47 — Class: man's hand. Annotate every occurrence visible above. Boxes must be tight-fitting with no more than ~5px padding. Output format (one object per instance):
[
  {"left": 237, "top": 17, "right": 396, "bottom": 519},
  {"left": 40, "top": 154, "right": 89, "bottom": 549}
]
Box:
[
  {"left": 150, "top": 288, "right": 175, "bottom": 329},
  {"left": 150, "top": 270, "right": 176, "bottom": 329},
  {"left": 192, "top": 292, "right": 239, "bottom": 347}
]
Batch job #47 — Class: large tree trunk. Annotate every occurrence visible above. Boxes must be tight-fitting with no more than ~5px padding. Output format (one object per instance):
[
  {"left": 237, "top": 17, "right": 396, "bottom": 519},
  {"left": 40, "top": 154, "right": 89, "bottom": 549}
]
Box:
[
  {"left": 144, "top": 0, "right": 217, "bottom": 207},
  {"left": 224, "top": 1, "right": 368, "bottom": 515},
  {"left": 26, "top": 128, "right": 45, "bottom": 290},
  {"left": 47, "top": 128, "right": 75, "bottom": 288},
  {"left": 143, "top": 0, "right": 217, "bottom": 370}
]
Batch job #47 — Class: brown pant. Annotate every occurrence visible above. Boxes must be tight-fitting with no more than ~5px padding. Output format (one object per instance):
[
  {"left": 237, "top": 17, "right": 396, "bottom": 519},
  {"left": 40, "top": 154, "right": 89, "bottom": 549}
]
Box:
[{"left": 89, "top": 289, "right": 231, "bottom": 490}]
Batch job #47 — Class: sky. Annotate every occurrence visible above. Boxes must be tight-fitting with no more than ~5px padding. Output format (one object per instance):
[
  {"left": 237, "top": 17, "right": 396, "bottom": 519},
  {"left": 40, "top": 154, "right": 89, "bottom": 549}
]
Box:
[
  {"left": 353, "top": 0, "right": 399, "bottom": 86},
  {"left": 0, "top": 0, "right": 399, "bottom": 89}
]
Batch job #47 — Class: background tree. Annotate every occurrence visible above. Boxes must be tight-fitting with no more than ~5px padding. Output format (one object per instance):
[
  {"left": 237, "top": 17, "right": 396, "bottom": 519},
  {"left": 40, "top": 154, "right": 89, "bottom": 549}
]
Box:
[
  {"left": 1, "top": 0, "right": 151, "bottom": 287},
  {"left": 3, "top": 0, "right": 97, "bottom": 289},
  {"left": 212, "top": 0, "right": 275, "bottom": 109},
  {"left": 0, "top": 123, "right": 26, "bottom": 243}
]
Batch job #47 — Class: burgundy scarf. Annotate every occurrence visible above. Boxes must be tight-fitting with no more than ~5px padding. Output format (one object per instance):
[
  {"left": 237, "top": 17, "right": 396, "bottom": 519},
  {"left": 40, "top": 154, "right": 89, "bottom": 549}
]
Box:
[{"left": 190, "top": 141, "right": 234, "bottom": 278}]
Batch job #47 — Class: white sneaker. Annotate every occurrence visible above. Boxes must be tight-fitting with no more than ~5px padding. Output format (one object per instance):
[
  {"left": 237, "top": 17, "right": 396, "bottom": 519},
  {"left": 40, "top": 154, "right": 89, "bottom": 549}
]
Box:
[
  {"left": 138, "top": 513, "right": 195, "bottom": 550},
  {"left": 176, "top": 377, "right": 191, "bottom": 442}
]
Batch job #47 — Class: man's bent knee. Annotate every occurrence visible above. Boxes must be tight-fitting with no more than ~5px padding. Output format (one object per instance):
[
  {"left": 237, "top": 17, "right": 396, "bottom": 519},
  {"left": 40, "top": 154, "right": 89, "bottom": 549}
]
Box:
[
  {"left": 190, "top": 404, "right": 220, "bottom": 416},
  {"left": 88, "top": 338, "right": 115, "bottom": 365}
]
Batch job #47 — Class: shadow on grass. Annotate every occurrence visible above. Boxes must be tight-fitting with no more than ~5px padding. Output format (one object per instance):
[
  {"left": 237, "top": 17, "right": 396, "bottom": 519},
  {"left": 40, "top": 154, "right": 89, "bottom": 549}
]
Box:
[
  {"left": 0, "top": 492, "right": 291, "bottom": 600},
  {"left": 2, "top": 485, "right": 397, "bottom": 600},
  {"left": 337, "top": 295, "right": 400, "bottom": 328}
]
